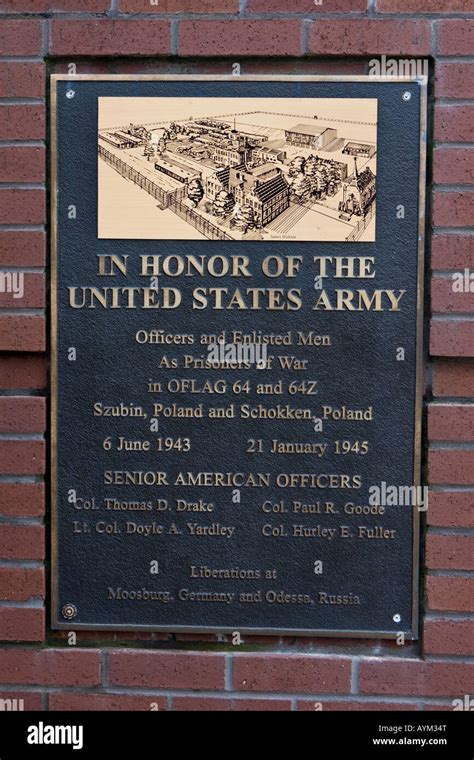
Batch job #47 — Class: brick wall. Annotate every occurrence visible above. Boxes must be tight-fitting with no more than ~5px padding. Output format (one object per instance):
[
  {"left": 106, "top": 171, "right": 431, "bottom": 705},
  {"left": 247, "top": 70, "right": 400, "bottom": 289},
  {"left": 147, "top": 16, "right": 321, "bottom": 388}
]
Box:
[{"left": 0, "top": 1, "right": 472, "bottom": 712}]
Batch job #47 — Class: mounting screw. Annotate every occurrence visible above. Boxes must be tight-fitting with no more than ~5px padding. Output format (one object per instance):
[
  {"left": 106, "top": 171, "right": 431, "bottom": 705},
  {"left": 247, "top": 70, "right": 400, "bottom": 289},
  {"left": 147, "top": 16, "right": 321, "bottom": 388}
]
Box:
[
  {"left": 402, "top": 91, "right": 411, "bottom": 101},
  {"left": 66, "top": 90, "right": 75, "bottom": 99},
  {"left": 393, "top": 613, "right": 401, "bottom": 623},
  {"left": 62, "top": 603, "right": 77, "bottom": 620}
]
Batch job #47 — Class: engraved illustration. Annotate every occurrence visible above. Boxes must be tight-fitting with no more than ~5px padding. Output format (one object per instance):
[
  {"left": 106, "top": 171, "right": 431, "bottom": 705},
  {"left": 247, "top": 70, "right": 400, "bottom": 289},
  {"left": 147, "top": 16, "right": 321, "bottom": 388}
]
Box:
[{"left": 98, "top": 97, "right": 377, "bottom": 242}]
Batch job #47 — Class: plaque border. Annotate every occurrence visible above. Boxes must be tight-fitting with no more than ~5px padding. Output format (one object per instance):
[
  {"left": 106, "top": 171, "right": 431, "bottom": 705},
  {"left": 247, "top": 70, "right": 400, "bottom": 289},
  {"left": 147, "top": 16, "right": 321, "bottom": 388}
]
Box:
[{"left": 50, "top": 74, "right": 427, "bottom": 639}]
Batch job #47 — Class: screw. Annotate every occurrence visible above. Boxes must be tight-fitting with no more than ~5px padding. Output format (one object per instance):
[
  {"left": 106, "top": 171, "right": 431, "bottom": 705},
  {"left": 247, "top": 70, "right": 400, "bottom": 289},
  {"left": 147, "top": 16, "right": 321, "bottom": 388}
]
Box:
[
  {"left": 393, "top": 613, "right": 401, "bottom": 623},
  {"left": 62, "top": 603, "right": 77, "bottom": 620},
  {"left": 66, "top": 90, "right": 75, "bottom": 99},
  {"left": 403, "top": 91, "right": 411, "bottom": 101}
]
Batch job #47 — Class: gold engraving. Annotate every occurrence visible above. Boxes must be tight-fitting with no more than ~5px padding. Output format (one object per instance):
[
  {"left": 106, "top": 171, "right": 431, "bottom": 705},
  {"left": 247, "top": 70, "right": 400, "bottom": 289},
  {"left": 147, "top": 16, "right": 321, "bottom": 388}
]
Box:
[
  {"left": 270, "top": 440, "right": 327, "bottom": 456},
  {"left": 318, "top": 592, "right": 361, "bottom": 605}
]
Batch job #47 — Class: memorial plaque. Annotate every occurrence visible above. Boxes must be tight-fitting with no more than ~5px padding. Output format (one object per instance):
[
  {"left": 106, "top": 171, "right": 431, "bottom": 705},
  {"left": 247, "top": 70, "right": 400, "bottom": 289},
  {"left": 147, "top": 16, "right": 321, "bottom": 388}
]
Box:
[{"left": 51, "top": 75, "right": 426, "bottom": 637}]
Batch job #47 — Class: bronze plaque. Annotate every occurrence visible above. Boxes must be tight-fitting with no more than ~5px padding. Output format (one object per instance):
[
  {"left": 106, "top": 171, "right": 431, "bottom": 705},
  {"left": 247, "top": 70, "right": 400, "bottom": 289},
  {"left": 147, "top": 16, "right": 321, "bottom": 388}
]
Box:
[{"left": 51, "top": 75, "right": 426, "bottom": 637}]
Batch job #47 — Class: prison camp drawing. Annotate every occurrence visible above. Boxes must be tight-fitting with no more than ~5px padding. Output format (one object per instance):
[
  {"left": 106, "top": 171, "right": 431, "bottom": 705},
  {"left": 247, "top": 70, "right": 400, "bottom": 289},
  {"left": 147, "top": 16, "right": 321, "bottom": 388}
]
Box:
[{"left": 98, "top": 97, "right": 377, "bottom": 242}]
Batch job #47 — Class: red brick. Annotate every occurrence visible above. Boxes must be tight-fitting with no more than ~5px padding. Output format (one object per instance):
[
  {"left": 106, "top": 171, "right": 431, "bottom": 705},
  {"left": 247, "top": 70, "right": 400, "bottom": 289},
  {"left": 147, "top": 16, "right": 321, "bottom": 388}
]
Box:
[
  {"left": 431, "top": 234, "right": 474, "bottom": 270},
  {"left": 53, "top": 58, "right": 361, "bottom": 77},
  {"left": 0, "top": 567, "right": 44, "bottom": 601},
  {"left": 0, "top": 0, "right": 110, "bottom": 9},
  {"left": 438, "top": 19, "right": 474, "bottom": 55},
  {"left": 430, "top": 321, "right": 474, "bottom": 357},
  {"left": 0, "top": 316, "right": 46, "bottom": 352},
  {"left": 424, "top": 618, "right": 473, "bottom": 656},
  {"left": 0, "top": 62, "right": 44, "bottom": 98},
  {"left": 50, "top": 20, "right": 171, "bottom": 56},
  {"left": 308, "top": 19, "right": 431, "bottom": 55},
  {"left": 433, "top": 148, "right": 474, "bottom": 186},
  {"left": 0, "top": 649, "right": 100, "bottom": 687},
  {"left": 0, "top": 607, "right": 44, "bottom": 642},
  {"left": 172, "top": 696, "right": 292, "bottom": 710},
  {"left": 428, "top": 404, "right": 474, "bottom": 442},
  {"left": 120, "top": 0, "right": 238, "bottom": 10},
  {"left": 0, "top": 691, "right": 42, "bottom": 710},
  {"left": 108, "top": 650, "right": 225, "bottom": 690},
  {"left": 9, "top": 278, "right": 44, "bottom": 322},
  {"left": 433, "top": 359, "right": 474, "bottom": 397},
  {"left": 179, "top": 20, "right": 301, "bottom": 56},
  {"left": 0, "top": 397, "right": 46, "bottom": 434},
  {"left": 49, "top": 693, "right": 166, "bottom": 711},
  {"left": 433, "top": 191, "right": 474, "bottom": 228},
  {"left": 0, "top": 273, "right": 45, "bottom": 310},
  {"left": 434, "top": 105, "right": 474, "bottom": 143},
  {"left": 247, "top": 0, "right": 367, "bottom": 9},
  {"left": 297, "top": 699, "right": 418, "bottom": 710},
  {"left": 280, "top": 635, "right": 408, "bottom": 650},
  {"left": 432, "top": 276, "right": 474, "bottom": 314},
  {"left": 174, "top": 632, "right": 224, "bottom": 644},
  {"left": 0, "top": 231, "right": 45, "bottom": 268},
  {"left": 426, "top": 534, "right": 474, "bottom": 570},
  {"left": 0, "top": 105, "right": 45, "bottom": 141},
  {"left": 4, "top": 276, "right": 44, "bottom": 313},
  {"left": 426, "top": 575, "right": 474, "bottom": 613},
  {"left": 436, "top": 63, "right": 474, "bottom": 100},
  {"left": 0, "top": 441, "right": 45, "bottom": 475},
  {"left": 0, "top": 525, "right": 44, "bottom": 560},
  {"left": 429, "top": 450, "right": 474, "bottom": 485},
  {"left": 171, "top": 696, "right": 231, "bottom": 711},
  {"left": 0, "top": 483, "right": 44, "bottom": 517},
  {"left": 359, "top": 659, "right": 474, "bottom": 697},
  {"left": 427, "top": 491, "right": 474, "bottom": 528},
  {"left": 0, "top": 190, "right": 45, "bottom": 226},
  {"left": 0, "top": 356, "right": 47, "bottom": 390},
  {"left": 233, "top": 654, "right": 351, "bottom": 694},
  {"left": 0, "top": 147, "right": 45, "bottom": 184},
  {"left": 0, "top": 20, "right": 42, "bottom": 56},
  {"left": 51, "top": 59, "right": 125, "bottom": 75},
  {"left": 378, "top": 0, "right": 473, "bottom": 9},
  {"left": 58, "top": 630, "right": 169, "bottom": 644},
  {"left": 243, "top": 59, "right": 367, "bottom": 76},
  {"left": 232, "top": 698, "right": 293, "bottom": 711}
]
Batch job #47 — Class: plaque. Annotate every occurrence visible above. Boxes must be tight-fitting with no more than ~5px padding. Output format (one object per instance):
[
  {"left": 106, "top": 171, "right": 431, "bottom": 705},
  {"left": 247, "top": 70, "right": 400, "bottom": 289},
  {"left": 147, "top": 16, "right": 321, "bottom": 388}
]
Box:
[{"left": 51, "top": 75, "right": 426, "bottom": 637}]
